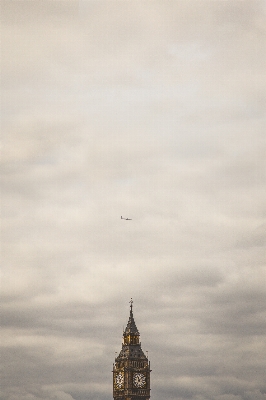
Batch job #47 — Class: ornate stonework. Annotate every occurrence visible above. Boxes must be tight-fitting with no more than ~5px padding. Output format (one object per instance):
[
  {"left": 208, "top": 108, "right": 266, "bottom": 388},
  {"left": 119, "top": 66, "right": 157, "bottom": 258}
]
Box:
[{"left": 113, "top": 300, "right": 151, "bottom": 400}]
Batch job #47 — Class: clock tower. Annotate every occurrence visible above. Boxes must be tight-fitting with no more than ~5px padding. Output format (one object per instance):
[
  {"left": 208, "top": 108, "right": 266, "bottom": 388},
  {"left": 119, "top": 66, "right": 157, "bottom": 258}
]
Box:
[{"left": 113, "top": 300, "right": 151, "bottom": 400}]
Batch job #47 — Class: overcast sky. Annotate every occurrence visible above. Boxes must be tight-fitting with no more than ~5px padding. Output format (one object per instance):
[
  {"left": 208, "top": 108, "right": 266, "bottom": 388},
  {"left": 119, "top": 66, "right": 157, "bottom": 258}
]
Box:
[{"left": 1, "top": 1, "right": 266, "bottom": 400}]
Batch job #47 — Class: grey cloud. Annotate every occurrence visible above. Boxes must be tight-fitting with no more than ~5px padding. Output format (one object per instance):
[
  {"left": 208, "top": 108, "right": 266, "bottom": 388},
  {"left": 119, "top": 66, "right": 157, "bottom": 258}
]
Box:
[
  {"left": 236, "top": 224, "right": 266, "bottom": 248},
  {"left": 2, "top": 1, "right": 266, "bottom": 400}
]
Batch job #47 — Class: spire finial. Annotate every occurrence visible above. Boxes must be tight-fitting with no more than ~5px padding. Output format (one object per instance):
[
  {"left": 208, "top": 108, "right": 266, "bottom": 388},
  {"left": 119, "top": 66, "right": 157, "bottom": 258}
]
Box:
[{"left": 129, "top": 298, "right": 133, "bottom": 313}]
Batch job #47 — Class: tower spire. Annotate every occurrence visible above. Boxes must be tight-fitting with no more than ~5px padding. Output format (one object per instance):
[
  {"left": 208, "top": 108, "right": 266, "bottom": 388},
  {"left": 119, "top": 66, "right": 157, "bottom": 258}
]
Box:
[{"left": 123, "top": 299, "right": 139, "bottom": 340}]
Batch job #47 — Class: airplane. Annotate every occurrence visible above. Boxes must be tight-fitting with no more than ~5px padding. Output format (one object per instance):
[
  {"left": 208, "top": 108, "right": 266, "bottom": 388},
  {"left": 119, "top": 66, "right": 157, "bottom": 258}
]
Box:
[{"left": 121, "top": 216, "right": 132, "bottom": 220}]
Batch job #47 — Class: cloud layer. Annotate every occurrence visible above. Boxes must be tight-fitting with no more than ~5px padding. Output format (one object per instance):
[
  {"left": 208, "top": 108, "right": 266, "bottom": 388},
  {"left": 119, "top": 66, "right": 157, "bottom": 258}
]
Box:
[{"left": 1, "top": 1, "right": 266, "bottom": 399}]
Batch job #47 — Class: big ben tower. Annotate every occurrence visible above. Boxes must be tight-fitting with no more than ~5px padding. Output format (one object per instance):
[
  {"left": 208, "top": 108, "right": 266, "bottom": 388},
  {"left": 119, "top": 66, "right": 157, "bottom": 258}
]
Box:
[{"left": 113, "top": 300, "right": 151, "bottom": 400}]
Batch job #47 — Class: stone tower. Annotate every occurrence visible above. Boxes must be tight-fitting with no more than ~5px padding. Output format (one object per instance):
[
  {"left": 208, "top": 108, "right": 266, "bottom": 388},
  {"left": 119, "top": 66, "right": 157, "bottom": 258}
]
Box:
[{"left": 113, "top": 300, "right": 151, "bottom": 400}]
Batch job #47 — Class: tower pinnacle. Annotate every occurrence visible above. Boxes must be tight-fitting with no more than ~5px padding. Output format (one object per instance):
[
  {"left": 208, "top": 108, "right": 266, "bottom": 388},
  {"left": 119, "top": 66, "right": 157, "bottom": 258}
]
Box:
[{"left": 123, "top": 299, "right": 139, "bottom": 341}]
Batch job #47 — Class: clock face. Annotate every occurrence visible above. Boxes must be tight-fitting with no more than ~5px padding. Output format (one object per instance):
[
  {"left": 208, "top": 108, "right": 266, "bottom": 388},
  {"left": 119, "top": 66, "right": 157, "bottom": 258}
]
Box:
[
  {"left": 133, "top": 372, "right": 146, "bottom": 388},
  {"left": 115, "top": 372, "right": 124, "bottom": 389}
]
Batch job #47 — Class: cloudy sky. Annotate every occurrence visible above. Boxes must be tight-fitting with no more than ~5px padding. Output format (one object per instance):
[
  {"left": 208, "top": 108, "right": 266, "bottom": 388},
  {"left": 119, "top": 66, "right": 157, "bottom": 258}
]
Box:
[{"left": 1, "top": 1, "right": 266, "bottom": 399}]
